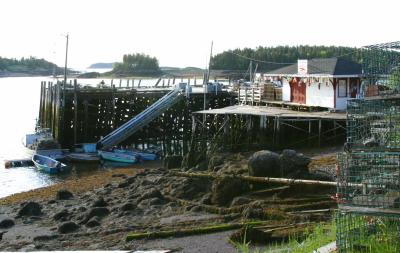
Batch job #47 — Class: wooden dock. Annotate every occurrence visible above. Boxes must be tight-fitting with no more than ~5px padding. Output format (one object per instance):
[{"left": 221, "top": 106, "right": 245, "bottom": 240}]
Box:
[
  {"left": 38, "top": 80, "right": 234, "bottom": 155},
  {"left": 192, "top": 105, "right": 346, "bottom": 148}
]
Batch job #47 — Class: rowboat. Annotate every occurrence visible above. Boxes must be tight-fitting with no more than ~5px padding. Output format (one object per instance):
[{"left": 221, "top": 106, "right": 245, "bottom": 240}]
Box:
[
  {"left": 66, "top": 153, "right": 100, "bottom": 163},
  {"left": 32, "top": 154, "right": 68, "bottom": 174},
  {"left": 97, "top": 150, "right": 138, "bottom": 164},
  {"left": 113, "top": 149, "right": 157, "bottom": 161}
]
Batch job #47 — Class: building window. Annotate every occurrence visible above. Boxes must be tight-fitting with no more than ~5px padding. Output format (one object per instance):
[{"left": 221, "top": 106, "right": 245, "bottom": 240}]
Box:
[{"left": 338, "top": 79, "right": 347, "bottom": 97}]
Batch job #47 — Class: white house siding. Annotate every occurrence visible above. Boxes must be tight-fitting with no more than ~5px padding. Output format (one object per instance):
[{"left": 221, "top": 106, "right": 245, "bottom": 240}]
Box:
[
  {"left": 306, "top": 81, "right": 334, "bottom": 108},
  {"left": 282, "top": 80, "right": 291, "bottom": 102}
]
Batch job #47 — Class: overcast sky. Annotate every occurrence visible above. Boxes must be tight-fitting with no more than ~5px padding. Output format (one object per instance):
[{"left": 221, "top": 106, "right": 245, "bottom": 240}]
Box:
[{"left": 0, "top": 0, "right": 398, "bottom": 69}]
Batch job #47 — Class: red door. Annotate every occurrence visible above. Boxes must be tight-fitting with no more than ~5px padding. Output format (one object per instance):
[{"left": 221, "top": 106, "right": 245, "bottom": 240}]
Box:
[{"left": 290, "top": 81, "right": 306, "bottom": 104}]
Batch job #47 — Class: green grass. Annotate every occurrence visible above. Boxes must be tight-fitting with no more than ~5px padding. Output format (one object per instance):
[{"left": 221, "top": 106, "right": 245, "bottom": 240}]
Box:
[{"left": 233, "top": 222, "right": 336, "bottom": 253}]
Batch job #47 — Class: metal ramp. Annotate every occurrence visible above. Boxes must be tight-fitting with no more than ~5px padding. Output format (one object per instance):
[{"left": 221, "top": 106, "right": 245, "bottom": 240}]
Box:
[{"left": 97, "top": 87, "right": 185, "bottom": 150}]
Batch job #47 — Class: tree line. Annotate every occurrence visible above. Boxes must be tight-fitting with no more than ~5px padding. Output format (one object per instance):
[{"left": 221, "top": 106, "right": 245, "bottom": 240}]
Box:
[
  {"left": 210, "top": 45, "right": 364, "bottom": 72},
  {"left": 0, "top": 56, "right": 63, "bottom": 75},
  {"left": 112, "top": 53, "right": 161, "bottom": 76}
]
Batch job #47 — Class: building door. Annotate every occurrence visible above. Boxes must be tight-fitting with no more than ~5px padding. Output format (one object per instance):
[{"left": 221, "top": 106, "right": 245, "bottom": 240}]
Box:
[
  {"left": 290, "top": 81, "right": 306, "bottom": 104},
  {"left": 349, "top": 79, "right": 358, "bottom": 98}
]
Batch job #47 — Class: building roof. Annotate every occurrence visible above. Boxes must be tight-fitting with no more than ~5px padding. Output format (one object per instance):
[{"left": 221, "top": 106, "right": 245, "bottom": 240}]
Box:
[{"left": 265, "top": 58, "right": 362, "bottom": 76}]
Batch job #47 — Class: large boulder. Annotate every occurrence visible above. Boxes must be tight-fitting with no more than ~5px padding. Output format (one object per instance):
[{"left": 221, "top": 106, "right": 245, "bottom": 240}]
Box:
[
  {"left": 211, "top": 177, "right": 249, "bottom": 206},
  {"left": 56, "top": 189, "right": 73, "bottom": 200},
  {"left": 279, "top": 149, "right": 311, "bottom": 176},
  {"left": 58, "top": 221, "right": 79, "bottom": 234},
  {"left": 0, "top": 218, "right": 15, "bottom": 228},
  {"left": 82, "top": 207, "right": 110, "bottom": 224},
  {"left": 18, "top": 202, "right": 42, "bottom": 216},
  {"left": 248, "top": 150, "right": 281, "bottom": 177}
]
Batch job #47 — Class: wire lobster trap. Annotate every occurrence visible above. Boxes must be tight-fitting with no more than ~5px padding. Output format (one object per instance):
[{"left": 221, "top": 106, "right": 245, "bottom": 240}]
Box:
[
  {"left": 362, "top": 41, "right": 400, "bottom": 96},
  {"left": 337, "top": 152, "right": 400, "bottom": 211},
  {"left": 346, "top": 98, "right": 400, "bottom": 151},
  {"left": 336, "top": 211, "right": 400, "bottom": 253}
]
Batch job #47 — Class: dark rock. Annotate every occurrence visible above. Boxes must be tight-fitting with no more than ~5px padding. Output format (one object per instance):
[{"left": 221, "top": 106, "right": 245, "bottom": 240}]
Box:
[
  {"left": 58, "top": 221, "right": 79, "bottom": 234},
  {"left": 279, "top": 149, "right": 311, "bottom": 176},
  {"left": 0, "top": 231, "right": 7, "bottom": 241},
  {"left": 0, "top": 218, "right": 15, "bottom": 228},
  {"left": 118, "top": 181, "right": 130, "bottom": 188},
  {"left": 47, "top": 200, "right": 56, "bottom": 204},
  {"left": 208, "top": 154, "right": 224, "bottom": 170},
  {"left": 148, "top": 197, "right": 164, "bottom": 206},
  {"left": 53, "top": 209, "right": 70, "bottom": 221},
  {"left": 125, "top": 176, "right": 137, "bottom": 184},
  {"left": 211, "top": 177, "right": 250, "bottom": 206},
  {"left": 33, "top": 234, "right": 58, "bottom": 241},
  {"left": 242, "top": 207, "right": 265, "bottom": 219},
  {"left": 248, "top": 150, "right": 281, "bottom": 177},
  {"left": 78, "top": 206, "right": 87, "bottom": 212},
  {"left": 190, "top": 205, "right": 203, "bottom": 212},
  {"left": 18, "top": 201, "right": 42, "bottom": 216},
  {"left": 230, "top": 197, "right": 252, "bottom": 206},
  {"left": 56, "top": 189, "right": 74, "bottom": 200},
  {"left": 92, "top": 197, "right": 108, "bottom": 207},
  {"left": 199, "top": 193, "right": 212, "bottom": 205},
  {"left": 139, "top": 189, "right": 163, "bottom": 201},
  {"left": 120, "top": 202, "right": 136, "bottom": 211},
  {"left": 170, "top": 178, "right": 210, "bottom": 200},
  {"left": 82, "top": 207, "right": 110, "bottom": 223},
  {"left": 86, "top": 217, "right": 100, "bottom": 227}
]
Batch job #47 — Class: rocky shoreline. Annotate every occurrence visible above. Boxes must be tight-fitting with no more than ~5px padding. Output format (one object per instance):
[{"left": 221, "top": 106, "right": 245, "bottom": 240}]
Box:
[{"left": 0, "top": 150, "right": 338, "bottom": 252}]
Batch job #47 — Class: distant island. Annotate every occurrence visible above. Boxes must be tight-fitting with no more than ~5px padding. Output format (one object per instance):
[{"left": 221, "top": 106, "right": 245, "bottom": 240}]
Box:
[
  {"left": 0, "top": 56, "right": 64, "bottom": 77},
  {"left": 88, "top": 63, "right": 115, "bottom": 69}
]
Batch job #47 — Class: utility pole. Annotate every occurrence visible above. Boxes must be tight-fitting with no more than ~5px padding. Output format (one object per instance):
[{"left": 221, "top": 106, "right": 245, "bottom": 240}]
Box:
[
  {"left": 64, "top": 33, "right": 69, "bottom": 85},
  {"left": 203, "top": 41, "right": 213, "bottom": 122}
]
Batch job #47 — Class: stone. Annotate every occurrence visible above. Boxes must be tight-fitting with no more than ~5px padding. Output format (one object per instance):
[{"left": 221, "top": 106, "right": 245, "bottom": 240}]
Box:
[
  {"left": 92, "top": 197, "right": 108, "bottom": 207},
  {"left": 120, "top": 202, "right": 136, "bottom": 211},
  {"left": 33, "top": 234, "right": 58, "bottom": 241},
  {"left": 230, "top": 196, "right": 252, "bottom": 206},
  {"left": 211, "top": 177, "right": 250, "bottom": 206},
  {"left": 53, "top": 209, "right": 70, "bottom": 221},
  {"left": 138, "top": 189, "right": 163, "bottom": 201},
  {"left": 248, "top": 150, "right": 281, "bottom": 177},
  {"left": 58, "top": 221, "right": 79, "bottom": 234},
  {"left": 82, "top": 207, "right": 110, "bottom": 223},
  {"left": 86, "top": 217, "right": 101, "bottom": 227},
  {"left": 0, "top": 231, "right": 6, "bottom": 241},
  {"left": 18, "top": 201, "right": 42, "bottom": 216},
  {"left": 279, "top": 149, "right": 311, "bottom": 176},
  {"left": 56, "top": 189, "right": 74, "bottom": 200},
  {"left": 0, "top": 218, "right": 15, "bottom": 228},
  {"left": 208, "top": 154, "right": 224, "bottom": 170}
]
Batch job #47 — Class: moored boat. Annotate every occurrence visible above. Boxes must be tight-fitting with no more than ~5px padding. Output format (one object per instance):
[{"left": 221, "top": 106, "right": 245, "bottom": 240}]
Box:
[
  {"left": 113, "top": 149, "right": 157, "bottom": 161},
  {"left": 97, "top": 150, "right": 138, "bottom": 164},
  {"left": 32, "top": 154, "right": 68, "bottom": 174},
  {"left": 66, "top": 153, "right": 100, "bottom": 163}
]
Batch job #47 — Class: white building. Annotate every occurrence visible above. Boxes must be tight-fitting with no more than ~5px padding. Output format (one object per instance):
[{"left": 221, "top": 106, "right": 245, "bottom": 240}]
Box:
[{"left": 264, "top": 58, "right": 362, "bottom": 110}]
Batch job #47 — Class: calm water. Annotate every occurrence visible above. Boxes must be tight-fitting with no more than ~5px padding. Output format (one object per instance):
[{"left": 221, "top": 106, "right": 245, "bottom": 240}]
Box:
[{"left": 0, "top": 77, "right": 135, "bottom": 198}]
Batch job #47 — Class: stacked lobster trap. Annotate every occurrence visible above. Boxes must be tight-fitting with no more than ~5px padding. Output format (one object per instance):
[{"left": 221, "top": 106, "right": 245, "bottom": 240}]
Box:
[{"left": 336, "top": 42, "right": 400, "bottom": 252}]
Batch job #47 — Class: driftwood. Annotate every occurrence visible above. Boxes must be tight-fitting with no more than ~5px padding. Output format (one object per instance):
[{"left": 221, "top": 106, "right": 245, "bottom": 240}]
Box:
[
  {"left": 170, "top": 171, "right": 338, "bottom": 187},
  {"left": 125, "top": 220, "right": 265, "bottom": 241}
]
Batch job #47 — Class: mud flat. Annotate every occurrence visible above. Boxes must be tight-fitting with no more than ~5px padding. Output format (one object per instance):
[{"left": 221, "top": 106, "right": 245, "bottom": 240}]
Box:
[{"left": 0, "top": 150, "right": 337, "bottom": 252}]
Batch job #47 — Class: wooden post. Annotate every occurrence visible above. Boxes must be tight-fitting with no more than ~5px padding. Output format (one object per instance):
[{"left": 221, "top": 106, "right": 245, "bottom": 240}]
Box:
[
  {"left": 119, "top": 79, "right": 122, "bottom": 88},
  {"left": 138, "top": 79, "right": 141, "bottom": 87},
  {"left": 127, "top": 79, "right": 130, "bottom": 88},
  {"left": 39, "top": 82, "right": 44, "bottom": 126},
  {"left": 318, "top": 119, "right": 322, "bottom": 147},
  {"left": 173, "top": 77, "right": 176, "bottom": 85},
  {"left": 73, "top": 80, "right": 78, "bottom": 144},
  {"left": 84, "top": 100, "right": 88, "bottom": 141},
  {"left": 112, "top": 84, "right": 116, "bottom": 128},
  {"left": 251, "top": 88, "right": 254, "bottom": 106},
  {"left": 167, "top": 78, "right": 171, "bottom": 87},
  {"left": 55, "top": 82, "right": 61, "bottom": 140}
]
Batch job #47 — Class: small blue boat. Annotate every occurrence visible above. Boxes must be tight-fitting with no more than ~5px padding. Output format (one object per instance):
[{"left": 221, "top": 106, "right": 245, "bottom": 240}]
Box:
[
  {"left": 32, "top": 154, "right": 68, "bottom": 174},
  {"left": 113, "top": 149, "right": 157, "bottom": 161},
  {"left": 98, "top": 150, "right": 138, "bottom": 164}
]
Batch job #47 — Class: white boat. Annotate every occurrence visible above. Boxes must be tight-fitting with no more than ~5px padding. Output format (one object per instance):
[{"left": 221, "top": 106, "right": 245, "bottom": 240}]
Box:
[{"left": 32, "top": 154, "right": 68, "bottom": 174}]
